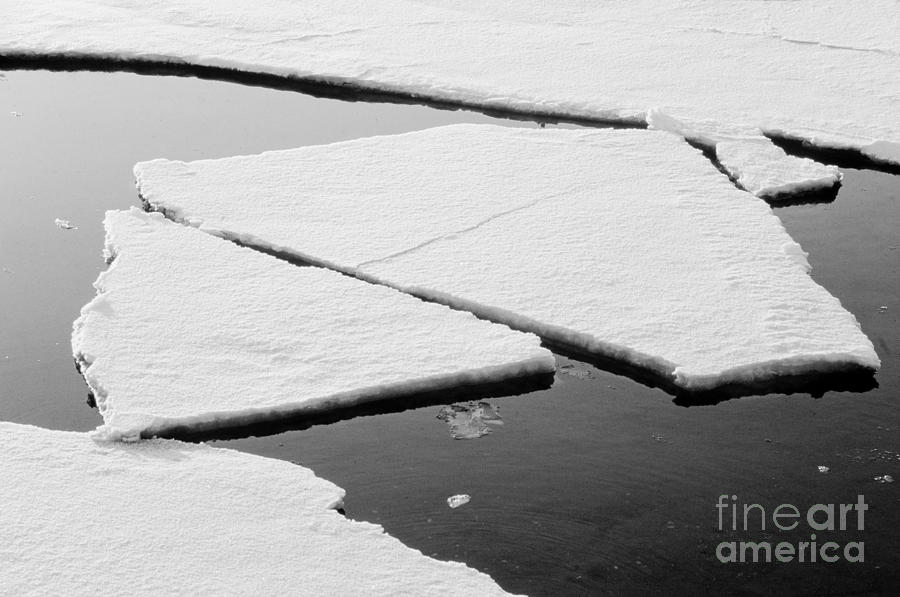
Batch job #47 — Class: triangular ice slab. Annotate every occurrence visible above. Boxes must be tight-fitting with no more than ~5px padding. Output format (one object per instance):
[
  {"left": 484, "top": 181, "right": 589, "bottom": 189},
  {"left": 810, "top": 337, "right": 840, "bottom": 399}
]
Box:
[
  {"left": 135, "top": 125, "right": 880, "bottom": 390},
  {"left": 0, "top": 422, "right": 516, "bottom": 596},
  {"left": 647, "top": 109, "right": 841, "bottom": 199},
  {"left": 72, "top": 208, "right": 553, "bottom": 439}
]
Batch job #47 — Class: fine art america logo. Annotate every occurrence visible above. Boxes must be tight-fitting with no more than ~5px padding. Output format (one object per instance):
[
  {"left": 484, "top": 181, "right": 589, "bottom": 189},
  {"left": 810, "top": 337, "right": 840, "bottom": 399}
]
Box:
[{"left": 715, "top": 495, "right": 867, "bottom": 563}]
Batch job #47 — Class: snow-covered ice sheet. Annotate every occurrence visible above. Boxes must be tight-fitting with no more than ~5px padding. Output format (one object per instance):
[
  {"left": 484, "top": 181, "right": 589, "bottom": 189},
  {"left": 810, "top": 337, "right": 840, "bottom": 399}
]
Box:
[
  {"left": 0, "top": 422, "right": 516, "bottom": 596},
  {"left": 72, "top": 208, "right": 553, "bottom": 440},
  {"left": 135, "top": 125, "right": 880, "bottom": 390},
  {"left": 137, "top": 125, "right": 590, "bottom": 273},
  {"left": 2, "top": 0, "right": 898, "bottom": 165},
  {"left": 647, "top": 109, "right": 842, "bottom": 199}
]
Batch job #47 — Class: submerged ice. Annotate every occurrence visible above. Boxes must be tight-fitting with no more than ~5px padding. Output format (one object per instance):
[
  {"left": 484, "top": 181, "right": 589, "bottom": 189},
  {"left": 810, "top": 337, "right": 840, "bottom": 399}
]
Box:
[
  {"left": 2, "top": 0, "right": 898, "bottom": 166},
  {"left": 0, "top": 422, "right": 516, "bottom": 596},
  {"left": 136, "top": 125, "right": 880, "bottom": 390},
  {"left": 72, "top": 208, "right": 553, "bottom": 440},
  {"left": 437, "top": 401, "right": 504, "bottom": 440}
]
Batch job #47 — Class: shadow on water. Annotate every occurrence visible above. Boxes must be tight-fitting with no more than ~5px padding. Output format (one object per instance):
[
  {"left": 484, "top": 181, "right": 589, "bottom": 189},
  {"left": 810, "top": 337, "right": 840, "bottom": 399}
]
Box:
[
  {"left": 545, "top": 341, "right": 878, "bottom": 406},
  {"left": 0, "top": 53, "right": 647, "bottom": 130},
  {"left": 767, "top": 133, "right": 900, "bottom": 176},
  {"left": 764, "top": 182, "right": 841, "bottom": 207},
  {"left": 153, "top": 371, "right": 555, "bottom": 443}
]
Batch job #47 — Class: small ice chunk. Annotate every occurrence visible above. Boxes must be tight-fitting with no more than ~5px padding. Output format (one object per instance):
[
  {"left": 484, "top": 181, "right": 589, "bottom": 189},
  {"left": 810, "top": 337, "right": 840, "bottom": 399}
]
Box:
[
  {"left": 648, "top": 109, "right": 841, "bottom": 199},
  {"left": 72, "top": 208, "right": 553, "bottom": 439},
  {"left": 136, "top": 125, "right": 879, "bottom": 391},
  {"left": 0, "top": 422, "right": 513, "bottom": 595},
  {"left": 10, "top": 110, "right": 22, "bottom": 117},
  {"left": 817, "top": 465, "right": 830, "bottom": 473},
  {"left": 874, "top": 475, "right": 894, "bottom": 484},
  {"left": 54, "top": 218, "right": 77, "bottom": 230},
  {"left": 437, "top": 401, "right": 503, "bottom": 440},
  {"left": 448, "top": 494, "right": 472, "bottom": 508},
  {"left": 716, "top": 139, "right": 841, "bottom": 200}
]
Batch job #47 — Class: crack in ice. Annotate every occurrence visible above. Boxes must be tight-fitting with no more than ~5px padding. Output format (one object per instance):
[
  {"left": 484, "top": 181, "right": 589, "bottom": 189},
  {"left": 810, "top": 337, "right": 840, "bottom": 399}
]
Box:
[
  {"left": 356, "top": 185, "right": 579, "bottom": 270},
  {"left": 679, "top": 26, "right": 899, "bottom": 57}
]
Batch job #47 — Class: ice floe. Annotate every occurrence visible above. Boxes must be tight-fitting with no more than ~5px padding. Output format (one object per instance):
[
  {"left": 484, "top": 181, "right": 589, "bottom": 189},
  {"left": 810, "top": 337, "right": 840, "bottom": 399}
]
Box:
[
  {"left": 136, "top": 125, "right": 880, "bottom": 390},
  {"left": 2, "top": 0, "right": 898, "bottom": 165},
  {"left": 0, "top": 422, "right": 516, "bottom": 596},
  {"left": 648, "top": 109, "right": 842, "bottom": 199},
  {"left": 72, "top": 208, "right": 553, "bottom": 440}
]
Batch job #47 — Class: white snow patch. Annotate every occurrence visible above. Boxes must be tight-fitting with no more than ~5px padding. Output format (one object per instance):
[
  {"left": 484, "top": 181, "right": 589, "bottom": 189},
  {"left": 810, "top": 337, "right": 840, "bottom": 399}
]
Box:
[
  {"left": 648, "top": 109, "right": 841, "bottom": 199},
  {"left": 72, "top": 208, "right": 553, "bottom": 439},
  {"left": 135, "top": 125, "right": 880, "bottom": 390},
  {"left": 0, "top": 422, "right": 517, "bottom": 596},
  {"left": 2, "top": 1, "right": 898, "bottom": 165}
]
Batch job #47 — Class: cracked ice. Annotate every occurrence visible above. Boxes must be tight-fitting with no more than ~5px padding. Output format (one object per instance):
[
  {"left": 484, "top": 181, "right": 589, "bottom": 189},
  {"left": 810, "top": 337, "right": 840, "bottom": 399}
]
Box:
[{"left": 135, "top": 125, "right": 880, "bottom": 390}]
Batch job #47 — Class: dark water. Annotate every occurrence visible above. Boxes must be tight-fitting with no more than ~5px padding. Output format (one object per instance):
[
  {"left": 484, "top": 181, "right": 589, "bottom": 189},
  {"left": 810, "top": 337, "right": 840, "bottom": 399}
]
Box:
[{"left": 1, "top": 70, "right": 898, "bottom": 596}]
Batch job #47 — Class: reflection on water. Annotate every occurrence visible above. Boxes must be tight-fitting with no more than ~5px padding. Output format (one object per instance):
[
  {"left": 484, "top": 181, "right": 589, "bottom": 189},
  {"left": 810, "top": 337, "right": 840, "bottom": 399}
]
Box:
[{"left": 2, "top": 69, "right": 899, "bottom": 595}]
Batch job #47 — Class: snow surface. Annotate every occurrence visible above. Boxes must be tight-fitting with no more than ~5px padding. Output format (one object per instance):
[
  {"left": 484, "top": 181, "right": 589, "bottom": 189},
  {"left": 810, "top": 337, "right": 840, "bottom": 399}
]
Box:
[
  {"left": 1, "top": 0, "right": 898, "bottom": 166},
  {"left": 647, "top": 109, "right": 842, "bottom": 199},
  {"left": 135, "top": 125, "right": 880, "bottom": 390},
  {"left": 0, "top": 422, "right": 516, "bottom": 596},
  {"left": 72, "top": 208, "right": 553, "bottom": 440}
]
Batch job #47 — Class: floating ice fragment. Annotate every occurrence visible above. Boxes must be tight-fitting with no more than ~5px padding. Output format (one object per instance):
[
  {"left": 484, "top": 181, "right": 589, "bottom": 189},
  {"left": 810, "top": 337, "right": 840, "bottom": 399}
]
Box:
[
  {"left": 437, "top": 401, "right": 503, "bottom": 440},
  {"left": 0, "top": 422, "right": 514, "bottom": 595},
  {"left": 73, "top": 209, "right": 553, "bottom": 439},
  {"left": 54, "top": 218, "right": 77, "bottom": 230},
  {"left": 448, "top": 494, "right": 471, "bottom": 508},
  {"left": 817, "top": 465, "right": 830, "bottom": 473},
  {"left": 10, "top": 111, "right": 22, "bottom": 117},
  {"left": 136, "top": 125, "right": 880, "bottom": 391},
  {"left": 874, "top": 475, "right": 894, "bottom": 484},
  {"left": 648, "top": 109, "right": 842, "bottom": 199}
]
